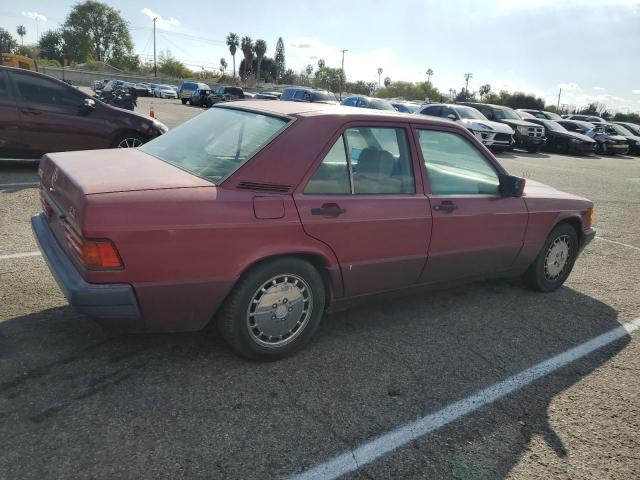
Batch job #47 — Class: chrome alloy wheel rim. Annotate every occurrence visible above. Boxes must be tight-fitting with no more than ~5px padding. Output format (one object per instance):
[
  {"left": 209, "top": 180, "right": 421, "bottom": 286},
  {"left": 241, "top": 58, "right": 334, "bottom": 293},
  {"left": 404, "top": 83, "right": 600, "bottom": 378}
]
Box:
[
  {"left": 544, "top": 235, "right": 571, "bottom": 280},
  {"left": 246, "top": 274, "right": 313, "bottom": 347},
  {"left": 117, "top": 137, "right": 143, "bottom": 148}
]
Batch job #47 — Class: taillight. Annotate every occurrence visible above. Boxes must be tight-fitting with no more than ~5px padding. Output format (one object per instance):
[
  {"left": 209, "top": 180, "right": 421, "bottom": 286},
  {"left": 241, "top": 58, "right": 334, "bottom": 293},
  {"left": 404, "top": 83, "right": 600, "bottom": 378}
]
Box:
[{"left": 80, "top": 240, "right": 123, "bottom": 270}]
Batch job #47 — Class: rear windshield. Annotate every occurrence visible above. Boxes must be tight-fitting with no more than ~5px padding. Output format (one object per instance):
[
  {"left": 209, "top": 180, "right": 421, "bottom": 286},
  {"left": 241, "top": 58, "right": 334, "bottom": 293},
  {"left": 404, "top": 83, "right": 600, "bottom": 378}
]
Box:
[
  {"left": 140, "top": 107, "right": 289, "bottom": 183},
  {"left": 369, "top": 99, "right": 396, "bottom": 110},
  {"left": 311, "top": 91, "right": 338, "bottom": 102},
  {"left": 181, "top": 82, "right": 197, "bottom": 89}
]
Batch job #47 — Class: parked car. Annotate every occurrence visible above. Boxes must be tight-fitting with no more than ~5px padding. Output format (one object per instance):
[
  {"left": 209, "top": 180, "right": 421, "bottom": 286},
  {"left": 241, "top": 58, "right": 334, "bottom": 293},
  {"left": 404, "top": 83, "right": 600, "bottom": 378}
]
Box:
[
  {"left": 564, "top": 114, "right": 606, "bottom": 123},
  {"left": 0, "top": 66, "right": 168, "bottom": 158},
  {"left": 178, "top": 81, "right": 210, "bottom": 104},
  {"left": 418, "top": 103, "right": 514, "bottom": 151},
  {"left": 254, "top": 92, "right": 280, "bottom": 100},
  {"left": 613, "top": 122, "right": 640, "bottom": 136},
  {"left": 32, "top": 101, "right": 595, "bottom": 360},
  {"left": 280, "top": 87, "right": 338, "bottom": 104},
  {"left": 524, "top": 118, "right": 596, "bottom": 154},
  {"left": 391, "top": 101, "right": 422, "bottom": 113},
  {"left": 243, "top": 92, "right": 256, "bottom": 99},
  {"left": 558, "top": 120, "right": 629, "bottom": 155},
  {"left": 606, "top": 123, "right": 640, "bottom": 154},
  {"left": 153, "top": 84, "right": 178, "bottom": 99},
  {"left": 517, "top": 109, "right": 563, "bottom": 120},
  {"left": 340, "top": 95, "right": 396, "bottom": 111},
  {"left": 91, "top": 79, "right": 108, "bottom": 92},
  {"left": 459, "top": 102, "right": 546, "bottom": 153},
  {"left": 190, "top": 87, "right": 214, "bottom": 107},
  {"left": 206, "top": 85, "right": 245, "bottom": 107}
]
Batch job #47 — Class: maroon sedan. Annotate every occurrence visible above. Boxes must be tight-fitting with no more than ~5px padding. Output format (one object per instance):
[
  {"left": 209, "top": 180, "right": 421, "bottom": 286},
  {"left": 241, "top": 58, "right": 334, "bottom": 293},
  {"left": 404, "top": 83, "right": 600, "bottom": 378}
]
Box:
[{"left": 32, "top": 101, "right": 596, "bottom": 360}]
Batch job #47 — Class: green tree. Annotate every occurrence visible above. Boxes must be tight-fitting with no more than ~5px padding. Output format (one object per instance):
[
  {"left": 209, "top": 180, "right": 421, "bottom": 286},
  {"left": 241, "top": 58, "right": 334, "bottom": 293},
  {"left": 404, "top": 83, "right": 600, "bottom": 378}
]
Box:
[
  {"left": 16, "top": 25, "right": 26, "bottom": 46},
  {"left": 0, "top": 28, "right": 18, "bottom": 53},
  {"left": 110, "top": 54, "right": 141, "bottom": 72},
  {"left": 345, "top": 80, "right": 370, "bottom": 95},
  {"left": 479, "top": 84, "right": 491, "bottom": 98},
  {"left": 317, "top": 58, "right": 325, "bottom": 69},
  {"left": 38, "top": 30, "right": 65, "bottom": 63},
  {"left": 305, "top": 64, "right": 313, "bottom": 76},
  {"left": 240, "top": 56, "right": 277, "bottom": 83},
  {"left": 377, "top": 67, "right": 383, "bottom": 86},
  {"left": 220, "top": 57, "right": 227, "bottom": 75},
  {"left": 158, "top": 50, "right": 192, "bottom": 78},
  {"left": 384, "top": 76, "right": 391, "bottom": 88},
  {"left": 314, "top": 67, "right": 344, "bottom": 93},
  {"left": 253, "top": 39, "right": 267, "bottom": 83},
  {"left": 274, "top": 37, "right": 285, "bottom": 83},
  {"left": 281, "top": 68, "right": 297, "bottom": 85},
  {"left": 426, "top": 68, "right": 433, "bottom": 84},
  {"left": 374, "top": 80, "right": 442, "bottom": 102},
  {"left": 226, "top": 33, "right": 239, "bottom": 77},
  {"left": 62, "top": 0, "right": 132, "bottom": 62},
  {"left": 240, "top": 36, "right": 253, "bottom": 78}
]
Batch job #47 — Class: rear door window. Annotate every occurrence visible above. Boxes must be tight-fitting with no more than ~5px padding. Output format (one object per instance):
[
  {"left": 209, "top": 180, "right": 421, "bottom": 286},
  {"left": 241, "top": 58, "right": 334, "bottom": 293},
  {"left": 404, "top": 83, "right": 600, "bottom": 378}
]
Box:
[
  {"left": 293, "top": 90, "right": 306, "bottom": 101},
  {"left": 13, "top": 72, "right": 84, "bottom": 108}
]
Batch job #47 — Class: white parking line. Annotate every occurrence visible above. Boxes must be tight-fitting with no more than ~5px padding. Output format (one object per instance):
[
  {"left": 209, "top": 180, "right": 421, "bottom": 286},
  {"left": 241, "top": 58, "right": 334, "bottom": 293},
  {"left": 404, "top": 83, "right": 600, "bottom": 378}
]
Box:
[
  {"left": 0, "top": 251, "right": 41, "bottom": 260},
  {"left": 290, "top": 317, "right": 640, "bottom": 480},
  {"left": 596, "top": 236, "right": 640, "bottom": 252},
  {"left": 0, "top": 181, "right": 39, "bottom": 188}
]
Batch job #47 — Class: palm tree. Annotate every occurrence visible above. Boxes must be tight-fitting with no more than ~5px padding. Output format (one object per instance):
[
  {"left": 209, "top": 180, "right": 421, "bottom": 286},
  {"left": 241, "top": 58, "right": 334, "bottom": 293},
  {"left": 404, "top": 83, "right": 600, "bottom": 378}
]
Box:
[
  {"left": 317, "top": 58, "right": 325, "bottom": 70},
  {"left": 305, "top": 64, "right": 313, "bottom": 76},
  {"left": 426, "top": 68, "right": 434, "bottom": 84},
  {"left": 377, "top": 67, "right": 383, "bottom": 87},
  {"left": 253, "top": 39, "right": 267, "bottom": 83},
  {"left": 226, "top": 33, "right": 239, "bottom": 77},
  {"left": 384, "top": 76, "right": 391, "bottom": 88},
  {"left": 219, "top": 57, "right": 227, "bottom": 76},
  {"left": 240, "top": 36, "right": 253, "bottom": 78},
  {"left": 16, "top": 25, "right": 26, "bottom": 47}
]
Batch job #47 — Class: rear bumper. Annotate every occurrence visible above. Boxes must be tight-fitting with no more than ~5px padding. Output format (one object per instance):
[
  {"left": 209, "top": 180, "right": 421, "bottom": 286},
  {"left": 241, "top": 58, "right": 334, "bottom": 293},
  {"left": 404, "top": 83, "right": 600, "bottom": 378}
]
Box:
[{"left": 31, "top": 213, "right": 140, "bottom": 319}]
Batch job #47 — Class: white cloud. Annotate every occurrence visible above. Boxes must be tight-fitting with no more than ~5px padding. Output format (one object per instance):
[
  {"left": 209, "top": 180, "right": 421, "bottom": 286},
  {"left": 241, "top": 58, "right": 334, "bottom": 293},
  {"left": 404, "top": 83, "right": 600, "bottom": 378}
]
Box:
[
  {"left": 21, "top": 11, "right": 47, "bottom": 22},
  {"left": 632, "top": 89, "right": 640, "bottom": 94},
  {"left": 592, "top": 86, "right": 605, "bottom": 91},
  {"left": 141, "top": 8, "right": 179, "bottom": 30}
]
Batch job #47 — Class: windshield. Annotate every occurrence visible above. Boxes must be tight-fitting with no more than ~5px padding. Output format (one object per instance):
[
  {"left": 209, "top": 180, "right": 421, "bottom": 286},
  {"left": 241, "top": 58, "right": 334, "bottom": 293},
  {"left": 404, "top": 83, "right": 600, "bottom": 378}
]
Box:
[
  {"left": 455, "top": 106, "right": 486, "bottom": 120},
  {"left": 543, "top": 120, "right": 568, "bottom": 132},
  {"left": 312, "top": 91, "right": 338, "bottom": 102},
  {"left": 140, "top": 107, "right": 289, "bottom": 183},
  {"left": 493, "top": 107, "right": 521, "bottom": 120},
  {"left": 369, "top": 99, "right": 396, "bottom": 111},
  {"left": 610, "top": 124, "right": 631, "bottom": 136},
  {"left": 545, "top": 111, "right": 562, "bottom": 120}
]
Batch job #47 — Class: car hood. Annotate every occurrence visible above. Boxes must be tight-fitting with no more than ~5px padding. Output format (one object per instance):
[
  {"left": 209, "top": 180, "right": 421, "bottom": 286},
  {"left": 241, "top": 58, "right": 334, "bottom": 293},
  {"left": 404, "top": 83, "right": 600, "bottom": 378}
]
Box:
[
  {"left": 554, "top": 130, "right": 595, "bottom": 143},
  {"left": 40, "top": 148, "right": 213, "bottom": 195},
  {"left": 459, "top": 118, "right": 513, "bottom": 133},
  {"left": 523, "top": 179, "right": 591, "bottom": 203},
  {"left": 499, "top": 119, "right": 540, "bottom": 128}
]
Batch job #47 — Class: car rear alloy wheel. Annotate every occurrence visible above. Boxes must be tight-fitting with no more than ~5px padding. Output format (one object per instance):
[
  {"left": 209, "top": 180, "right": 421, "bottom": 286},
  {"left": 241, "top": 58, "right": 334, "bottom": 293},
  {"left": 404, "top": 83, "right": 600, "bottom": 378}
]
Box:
[
  {"left": 246, "top": 274, "right": 312, "bottom": 347},
  {"left": 523, "top": 223, "right": 578, "bottom": 292},
  {"left": 218, "top": 258, "right": 325, "bottom": 360}
]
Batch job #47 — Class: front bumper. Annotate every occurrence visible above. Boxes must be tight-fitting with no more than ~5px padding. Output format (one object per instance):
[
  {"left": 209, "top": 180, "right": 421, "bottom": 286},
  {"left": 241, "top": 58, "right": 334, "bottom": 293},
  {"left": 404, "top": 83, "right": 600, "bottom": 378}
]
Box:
[
  {"left": 471, "top": 130, "right": 513, "bottom": 147},
  {"left": 31, "top": 213, "right": 140, "bottom": 319},
  {"left": 516, "top": 135, "right": 546, "bottom": 148},
  {"left": 569, "top": 141, "right": 597, "bottom": 154},
  {"left": 580, "top": 227, "right": 596, "bottom": 253}
]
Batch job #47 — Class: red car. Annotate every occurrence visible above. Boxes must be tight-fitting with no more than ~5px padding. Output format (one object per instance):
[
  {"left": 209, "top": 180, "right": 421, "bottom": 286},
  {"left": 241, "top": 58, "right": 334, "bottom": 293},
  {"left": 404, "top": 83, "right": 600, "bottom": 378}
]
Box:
[{"left": 32, "top": 101, "right": 596, "bottom": 360}]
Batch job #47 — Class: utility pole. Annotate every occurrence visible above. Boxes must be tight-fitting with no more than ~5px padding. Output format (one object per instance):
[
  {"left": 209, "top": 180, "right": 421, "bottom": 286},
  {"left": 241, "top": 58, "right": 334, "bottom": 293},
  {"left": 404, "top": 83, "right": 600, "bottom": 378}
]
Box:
[
  {"left": 339, "top": 49, "right": 348, "bottom": 100},
  {"left": 153, "top": 17, "right": 157, "bottom": 78},
  {"left": 463, "top": 72, "right": 473, "bottom": 99},
  {"left": 556, "top": 87, "right": 562, "bottom": 112}
]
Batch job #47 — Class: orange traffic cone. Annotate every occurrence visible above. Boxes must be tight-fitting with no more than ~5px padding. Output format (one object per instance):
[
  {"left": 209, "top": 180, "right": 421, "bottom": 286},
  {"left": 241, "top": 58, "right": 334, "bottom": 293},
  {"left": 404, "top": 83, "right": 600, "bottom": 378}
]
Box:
[{"left": 149, "top": 101, "right": 155, "bottom": 118}]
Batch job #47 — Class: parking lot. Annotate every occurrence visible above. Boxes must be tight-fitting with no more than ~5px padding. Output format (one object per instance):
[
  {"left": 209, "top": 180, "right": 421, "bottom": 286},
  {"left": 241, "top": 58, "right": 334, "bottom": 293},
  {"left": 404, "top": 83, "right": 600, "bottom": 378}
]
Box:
[{"left": 1, "top": 97, "right": 639, "bottom": 480}]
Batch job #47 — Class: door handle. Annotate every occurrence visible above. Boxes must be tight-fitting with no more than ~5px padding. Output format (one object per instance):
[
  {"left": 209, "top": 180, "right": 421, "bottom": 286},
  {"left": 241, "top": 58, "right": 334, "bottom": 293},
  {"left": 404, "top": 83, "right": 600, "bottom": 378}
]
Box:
[
  {"left": 434, "top": 201, "right": 458, "bottom": 213},
  {"left": 311, "top": 203, "right": 346, "bottom": 216}
]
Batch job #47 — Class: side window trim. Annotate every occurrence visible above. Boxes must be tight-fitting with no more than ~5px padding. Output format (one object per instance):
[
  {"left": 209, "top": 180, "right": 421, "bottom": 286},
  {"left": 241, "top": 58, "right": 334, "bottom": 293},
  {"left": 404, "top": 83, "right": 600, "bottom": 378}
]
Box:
[{"left": 411, "top": 124, "right": 504, "bottom": 197}]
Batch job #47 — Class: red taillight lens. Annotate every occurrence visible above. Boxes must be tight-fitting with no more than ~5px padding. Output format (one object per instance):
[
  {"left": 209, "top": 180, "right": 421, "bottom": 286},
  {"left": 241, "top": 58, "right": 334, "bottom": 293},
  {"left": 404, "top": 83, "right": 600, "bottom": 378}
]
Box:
[{"left": 81, "top": 240, "right": 123, "bottom": 269}]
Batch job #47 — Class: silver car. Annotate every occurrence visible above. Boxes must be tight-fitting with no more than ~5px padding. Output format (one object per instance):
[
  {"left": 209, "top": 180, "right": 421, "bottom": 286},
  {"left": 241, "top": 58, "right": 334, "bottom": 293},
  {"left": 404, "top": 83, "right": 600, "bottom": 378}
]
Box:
[{"left": 154, "top": 85, "right": 178, "bottom": 99}]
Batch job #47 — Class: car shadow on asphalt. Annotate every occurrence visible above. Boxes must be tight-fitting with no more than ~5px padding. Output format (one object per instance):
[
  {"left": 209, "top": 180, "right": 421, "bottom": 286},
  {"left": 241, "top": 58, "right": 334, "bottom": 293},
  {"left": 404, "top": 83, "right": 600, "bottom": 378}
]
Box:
[
  {"left": 495, "top": 151, "right": 551, "bottom": 159},
  {"left": 0, "top": 279, "right": 629, "bottom": 479}
]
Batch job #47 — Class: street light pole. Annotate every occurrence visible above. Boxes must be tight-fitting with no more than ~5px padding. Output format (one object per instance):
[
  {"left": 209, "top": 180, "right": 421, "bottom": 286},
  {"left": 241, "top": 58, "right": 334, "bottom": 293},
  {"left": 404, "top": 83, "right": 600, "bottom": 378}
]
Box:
[
  {"left": 339, "top": 49, "right": 348, "bottom": 100},
  {"left": 153, "top": 17, "right": 157, "bottom": 78},
  {"left": 463, "top": 72, "right": 473, "bottom": 99}
]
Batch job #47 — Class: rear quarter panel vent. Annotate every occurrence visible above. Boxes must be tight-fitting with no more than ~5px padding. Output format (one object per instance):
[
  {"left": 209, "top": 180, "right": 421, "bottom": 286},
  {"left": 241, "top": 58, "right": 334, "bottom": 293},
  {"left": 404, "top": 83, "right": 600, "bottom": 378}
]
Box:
[{"left": 236, "top": 181, "right": 292, "bottom": 193}]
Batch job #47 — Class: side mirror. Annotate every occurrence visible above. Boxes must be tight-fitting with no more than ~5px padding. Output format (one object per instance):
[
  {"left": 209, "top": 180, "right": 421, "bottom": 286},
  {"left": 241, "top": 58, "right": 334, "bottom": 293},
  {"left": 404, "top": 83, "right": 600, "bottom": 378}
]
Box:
[
  {"left": 81, "top": 98, "right": 96, "bottom": 110},
  {"left": 447, "top": 114, "right": 457, "bottom": 121},
  {"left": 499, "top": 173, "right": 525, "bottom": 197}
]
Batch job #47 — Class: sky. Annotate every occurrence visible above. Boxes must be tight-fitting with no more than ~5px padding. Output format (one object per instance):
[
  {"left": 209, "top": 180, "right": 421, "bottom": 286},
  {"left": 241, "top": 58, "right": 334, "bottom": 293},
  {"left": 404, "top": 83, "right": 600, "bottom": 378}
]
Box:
[{"left": 2, "top": 0, "right": 640, "bottom": 112}]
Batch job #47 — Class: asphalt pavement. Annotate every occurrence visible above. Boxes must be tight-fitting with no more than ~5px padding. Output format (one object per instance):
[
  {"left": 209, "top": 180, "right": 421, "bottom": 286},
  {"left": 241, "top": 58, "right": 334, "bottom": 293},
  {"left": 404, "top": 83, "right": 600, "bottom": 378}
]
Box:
[{"left": 1, "top": 98, "right": 639, "bottom": 479}]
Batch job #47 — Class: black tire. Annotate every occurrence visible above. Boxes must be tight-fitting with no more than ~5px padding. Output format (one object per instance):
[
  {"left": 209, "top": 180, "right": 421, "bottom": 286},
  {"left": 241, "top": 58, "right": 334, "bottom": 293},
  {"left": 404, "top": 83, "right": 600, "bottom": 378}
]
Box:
[
  {"left": 217, "top": 258, "right": 326, "bottom": 360},
  {"left": 523, "top": 223, "right": 579, "bottom": 292},
  {"left": 112, "top": 132, "right": 146, "bottom": 149},
  {"left": 181, "top": 98, "right": 187, "bottom": 105}
]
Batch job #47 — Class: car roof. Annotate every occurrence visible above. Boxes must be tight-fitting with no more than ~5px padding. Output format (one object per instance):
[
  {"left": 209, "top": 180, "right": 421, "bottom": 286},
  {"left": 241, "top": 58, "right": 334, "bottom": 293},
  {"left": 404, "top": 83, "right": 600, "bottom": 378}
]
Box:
[
  {"left": 460, "top": 102, "right": 512, "bottom": 110},
  {"left": 217, "top": 100, "right": 456, "bottom": 127}
]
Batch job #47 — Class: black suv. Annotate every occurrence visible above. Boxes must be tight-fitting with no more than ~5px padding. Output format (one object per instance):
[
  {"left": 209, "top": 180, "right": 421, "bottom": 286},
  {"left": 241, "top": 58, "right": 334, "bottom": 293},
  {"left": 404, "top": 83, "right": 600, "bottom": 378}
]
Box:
[
  {"left": 280, "top": 87, "right": 338, "bottom": 104},
  {"left": 459, "top": 102, "right": 547, "bottom": 153},
  {"left": 206, "top": 85, "right": 245, "bottom": 107}
]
